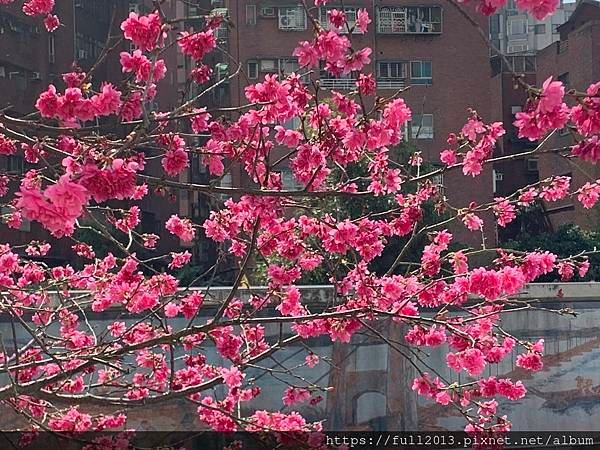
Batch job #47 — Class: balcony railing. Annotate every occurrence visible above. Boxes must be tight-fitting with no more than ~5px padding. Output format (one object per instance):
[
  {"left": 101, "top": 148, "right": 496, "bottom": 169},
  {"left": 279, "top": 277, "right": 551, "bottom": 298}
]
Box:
[
  {"left": 377, "top": 79, "right": 406, "bottom": 90},
  {"left": 319, "top": 78, "right": 356, "bottom": 90},
  {"left": 319, "top": 79, "right": 407, "bottom": 91}
]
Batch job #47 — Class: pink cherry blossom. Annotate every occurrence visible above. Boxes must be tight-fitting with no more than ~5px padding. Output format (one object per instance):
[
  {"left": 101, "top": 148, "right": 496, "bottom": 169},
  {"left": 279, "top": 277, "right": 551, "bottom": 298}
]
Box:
[
  {"left": 165, "top": 215, "right": 196, "bottom": 242},
  {"left": 120, "top": 11, "right": 163, "bottom": 52}
]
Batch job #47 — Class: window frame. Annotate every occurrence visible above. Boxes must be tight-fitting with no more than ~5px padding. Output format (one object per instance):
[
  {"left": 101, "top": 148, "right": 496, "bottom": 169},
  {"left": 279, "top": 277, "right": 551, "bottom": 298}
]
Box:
[
  {"left": 410, "top": 60, "right": 432, "bottom": 85},
  {"left": 246, "top": 4, "right": 257, "bottom": 26},
  {"left": 278, "top": 6, "right": 307, "bottom": 31},
  {"left": 318, "top": 6, "right": 360, "bottom": 33},
  {"left": 507, "top": 18, "right": 527, "bottom": 36},
  {"left": 377, "top": 61, "right": 407, "bottom": 80},
  {"left": 411, "top": 113, "right": 434, "bottom": 140},
  {"left": 507, "top": 42, "right": 528, "bottom": 54},
  {"left": 48, "top": 34, "right": 55, "bottom": 63},
  {"left": 377, "top": 6, "right": 442, "bottom": 34},
  {"left": 247, "top": 60, "right": 258, "bottom": 79}
]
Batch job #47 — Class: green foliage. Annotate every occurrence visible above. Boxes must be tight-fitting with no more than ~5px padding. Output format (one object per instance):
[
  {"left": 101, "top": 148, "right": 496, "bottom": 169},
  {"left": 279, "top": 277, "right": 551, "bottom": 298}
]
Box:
[{"left": 505, "top": 224, "right": 600, "bottom": 281}]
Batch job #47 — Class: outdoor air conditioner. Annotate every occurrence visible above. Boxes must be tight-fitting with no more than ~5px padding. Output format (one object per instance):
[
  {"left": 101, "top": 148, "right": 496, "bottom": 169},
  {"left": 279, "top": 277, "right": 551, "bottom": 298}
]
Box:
[
  {"left": 30, "top": 72, "right": 42, "bottom": 81},
  {"left": 495, "top": 172, "right": 504, "bottom": 181}
]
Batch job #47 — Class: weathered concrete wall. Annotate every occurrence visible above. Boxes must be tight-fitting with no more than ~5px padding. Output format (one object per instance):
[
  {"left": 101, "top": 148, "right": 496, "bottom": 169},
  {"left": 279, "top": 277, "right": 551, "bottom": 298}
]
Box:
[{"left": 1, "top": 283, "right": 599, "bottom": 432}]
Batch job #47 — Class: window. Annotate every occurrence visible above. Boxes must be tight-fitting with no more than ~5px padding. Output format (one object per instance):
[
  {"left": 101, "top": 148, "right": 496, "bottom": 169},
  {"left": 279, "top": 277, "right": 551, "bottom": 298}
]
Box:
[
  {"left": 259, "top": 59, "right": 277, "bottom": 72},
  {"left": 432, "top": 172, "right": 444, "bottom": 187},
  {"left": 508, "top": 18, "right": 527, "bottom": 35},
  {"left": 48, "top": 35, "right": 55, "bottom": 63},
  {"left": 508, "top": 55, "right": 535, "bottom": 72},
  {"left": 552, "top": 23, "right": 560, "bottom": 34},
  {"left": 490, "top": 14, "right": 500, "bottom": 37},
  {"left": 526, "top": 158, "right": 538, "bottom": 173},
  {"left": 377, "top": 61, "right": 407, "bottom": 80},
  {"left": 534, "top": 24, "right": 546, "bottom": 34},
  {"left": 377, "top": 61, "right": 407, "bottom": 89},
  {"left": 260, "top": 6, "right": 276, "bottom": 17},
  {"left": 278, "top": 6, "right": 306, "bottom": 31},
  {"left": 253, "top": 58, "right": 306, "bottom": 81},
  {"left": 281, "top": 168, "right": 302, "bottom": 190},
  {"left": 411, "top": 114, "right": 434, "bottom": 139},
  {"left": 247, "top": 60, "right": 258, "bottom": 79},
  {"left": 558, "top": 71, "right": 569, "bottom": 86},
  {"left": 6, "top": 155, "right": 24, "bottom": 174},
  {"left": 279, "top": 58, "right": 300, "bottom": 76},
  {"left": 215, "top": 63, "right": 229, "bottom": 82},
  {"left": 410, "top": 61, "right": 432, "bottom": 84},
  {"left": 8, "top": 71, "right": 26, "bottom": 91},
  {"left": 284, "top": 116, "right": 301, "bottom": 130},
  {"left": 246, "top": 4, "right": 256, "bottom": 25},
  {"left": 377, "top": 6, "right": 441, "bottom": 34},
  {"left": 214, "top": 23, "right": 228, "bottom": 41},
  {"left": 212, "top": 8, "right": 229, "bottom": 41},
  {"left": 219, "top": 172, "right": 233, "bottom": 200},
  {"left": 507, "top": 42, "right": 528, "bottom": 53},
  {"left": 187, "top": 3, "right": 200, "bottom": 17},
  {"left": 355, "top": 392, "right": 387, "bottom": 425},
  {"left": 318, "top": 7, "right": 359, "bottom": 33}
]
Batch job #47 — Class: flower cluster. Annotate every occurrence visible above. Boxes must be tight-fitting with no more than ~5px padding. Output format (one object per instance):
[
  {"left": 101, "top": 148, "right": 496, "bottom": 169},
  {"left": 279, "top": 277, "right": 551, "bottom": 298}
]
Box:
[
  {"left": 36, "top": 83, "right": 122, "bottom": 126},
  {"left": 514, "top": 77, "right": 570, "bottom": 140}
]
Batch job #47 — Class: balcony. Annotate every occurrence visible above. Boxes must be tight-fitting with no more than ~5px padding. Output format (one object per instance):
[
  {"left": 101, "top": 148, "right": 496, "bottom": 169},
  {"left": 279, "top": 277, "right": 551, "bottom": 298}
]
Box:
[
  {"left": 376, "top": 79, "right": 406, "bottom": 90},
  {"left": 377, "top": 6, "right": 442, "bottom": 34},
  {"left": 319, "top": 78, "right": 356, "bottom": 90}
]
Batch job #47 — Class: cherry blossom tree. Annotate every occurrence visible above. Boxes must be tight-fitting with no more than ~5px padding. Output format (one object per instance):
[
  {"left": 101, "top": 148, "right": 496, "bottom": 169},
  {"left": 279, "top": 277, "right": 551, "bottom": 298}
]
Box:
[{"left": 0, "top": 0, "right": 599, "bottom": 448}]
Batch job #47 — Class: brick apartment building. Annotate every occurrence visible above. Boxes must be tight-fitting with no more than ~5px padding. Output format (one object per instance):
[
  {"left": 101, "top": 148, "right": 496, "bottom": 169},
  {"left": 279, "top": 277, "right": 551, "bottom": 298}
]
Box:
[
  {"left": 489, "top": 2, "right": 579, "bottom": 240},
  {"left": 215, "top": 0, "right": 496, "bottom": 245},
  {"left": 0, "top": 1, "right": 223, "bottom": 273},
  {"left": 536, "top": 0, "right": 600, "bottom": 230},
  {"left": 489, "top": 0, "right": 575, "bottom": 55},
  {"left": 0, "top": 0, "right": 133, "bottom": 263},
  {"left": 490, "top": 57, "right": 539, "bottom": 201}
]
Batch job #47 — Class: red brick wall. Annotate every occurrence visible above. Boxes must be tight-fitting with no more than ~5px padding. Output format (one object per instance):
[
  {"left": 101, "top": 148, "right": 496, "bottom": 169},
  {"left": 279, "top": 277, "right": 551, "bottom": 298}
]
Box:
[
  {"left": 225, "top": 0, "right": 495, "bottom": 245},
  {"left": 537, "top": 14, "right": 600, "bottom": 231}
]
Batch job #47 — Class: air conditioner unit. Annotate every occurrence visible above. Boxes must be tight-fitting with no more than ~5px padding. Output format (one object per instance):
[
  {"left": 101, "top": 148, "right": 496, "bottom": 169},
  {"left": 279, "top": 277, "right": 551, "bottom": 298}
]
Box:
[
  {"left": 78, "top": 49, "right": 88, "bottom": 59},
  {"left": 495, "top": 172, "right": 504, "bottom": 181},
  {"left": 30, "top": 72, "right": 42, "bottom": 81}
]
